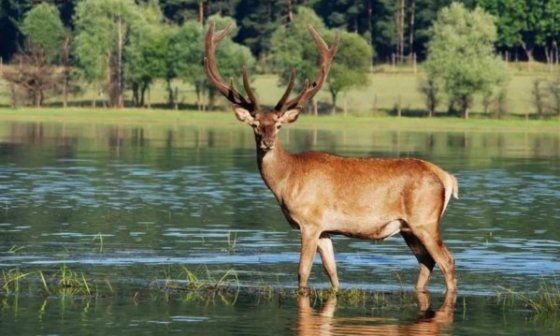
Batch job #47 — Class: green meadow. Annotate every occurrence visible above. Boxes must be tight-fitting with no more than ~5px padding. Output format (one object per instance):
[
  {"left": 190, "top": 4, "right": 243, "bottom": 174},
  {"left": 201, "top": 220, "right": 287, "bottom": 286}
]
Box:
[{"left": 1, "top": 64, "right": 557, "bottom": 121}]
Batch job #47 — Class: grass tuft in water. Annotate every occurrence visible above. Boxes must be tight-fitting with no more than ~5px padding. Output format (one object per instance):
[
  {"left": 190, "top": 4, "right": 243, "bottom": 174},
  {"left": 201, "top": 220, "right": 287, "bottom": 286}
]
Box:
[
  {"left": 91, "top": 233, "right": 104, "bottom": 253},
  {"left": 57, "top": 265, "right": 92, "bottom": 296},
  {"left": 497, "top": 282, "right": 560, "bottom": 315},
  {"left": 1, "top": 268, "right": 30, "bottom": 294},
  {"left": 221, "top": 231, "right": 237, "bottom": 254},
  {"left": 6, "top": 245, "right": 26, "bottom": 254}
]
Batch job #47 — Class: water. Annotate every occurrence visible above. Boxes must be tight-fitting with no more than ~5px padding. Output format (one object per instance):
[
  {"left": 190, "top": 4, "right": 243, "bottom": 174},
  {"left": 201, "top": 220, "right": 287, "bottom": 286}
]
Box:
[{"left": 0, "top": 121, "right": 559, "bottom": 334}]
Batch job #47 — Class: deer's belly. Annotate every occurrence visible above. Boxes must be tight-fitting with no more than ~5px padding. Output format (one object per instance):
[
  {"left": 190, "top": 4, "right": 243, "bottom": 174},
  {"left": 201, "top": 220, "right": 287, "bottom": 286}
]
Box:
[{"left": 333, "top": 219, "right": 403, "bottom": 240}]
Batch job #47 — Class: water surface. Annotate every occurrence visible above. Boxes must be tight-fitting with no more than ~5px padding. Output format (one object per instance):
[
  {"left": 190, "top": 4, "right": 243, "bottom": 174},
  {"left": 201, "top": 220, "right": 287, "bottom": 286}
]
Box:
[{"left": 0, "top": 121, "right": 558, "bottom": 334}]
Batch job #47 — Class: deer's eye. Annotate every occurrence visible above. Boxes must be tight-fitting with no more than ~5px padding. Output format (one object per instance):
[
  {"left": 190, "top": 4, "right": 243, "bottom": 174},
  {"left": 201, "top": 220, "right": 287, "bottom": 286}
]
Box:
[{"left": 276, "top": 125, "right": 282, "bottom": 129}]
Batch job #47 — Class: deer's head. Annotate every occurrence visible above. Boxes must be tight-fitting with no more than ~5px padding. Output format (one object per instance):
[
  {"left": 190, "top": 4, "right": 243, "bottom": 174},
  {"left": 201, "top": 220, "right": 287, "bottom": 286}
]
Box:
[{"left": 204, "top": 22, "right": 339, "bottom": 151}]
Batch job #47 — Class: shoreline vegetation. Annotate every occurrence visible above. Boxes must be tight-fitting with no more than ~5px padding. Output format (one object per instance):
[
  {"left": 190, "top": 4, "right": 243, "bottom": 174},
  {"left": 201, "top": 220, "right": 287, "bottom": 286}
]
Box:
[
  {"left": 1, "top": 265, "right": 558, "bottom": 316},
  {"left": 0, "top": 108, "right": 557, "bottom": 133}
]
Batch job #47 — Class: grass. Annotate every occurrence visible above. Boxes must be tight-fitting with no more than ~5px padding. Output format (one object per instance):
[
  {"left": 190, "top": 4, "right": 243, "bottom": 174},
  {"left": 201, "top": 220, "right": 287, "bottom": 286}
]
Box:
[
  {"left": 222, "top": 231, "right": 238, "bottom": 254},
  {"left": 497, "top": 282, "right": 560, "bottom": 315},
  {"left": 0, "top": 108, "right": 557, "bottom": 134},
  {"left": 1, "top": 63, "right": 559, "bottom": 122},
  {"left": 0, "top": 264, "right": 559, "bottom": 320}
]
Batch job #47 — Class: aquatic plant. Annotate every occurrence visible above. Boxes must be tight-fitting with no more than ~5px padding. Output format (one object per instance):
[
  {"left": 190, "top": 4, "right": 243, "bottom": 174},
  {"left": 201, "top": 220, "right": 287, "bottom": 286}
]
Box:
[
  {"left": 497, "top": 282, "right": 560, "bottom": 315},
  {"left": 221, "top": 231, "right": 237, "bottom": 254},
  {"left": 6, "top": 245, "right": 26, "bottom": 254},
  {"left": 91, "top": 233, "right": 104, "bottom": 253},
  {"left": 1, "top": 268, "right": 30, "bottom": 294}
]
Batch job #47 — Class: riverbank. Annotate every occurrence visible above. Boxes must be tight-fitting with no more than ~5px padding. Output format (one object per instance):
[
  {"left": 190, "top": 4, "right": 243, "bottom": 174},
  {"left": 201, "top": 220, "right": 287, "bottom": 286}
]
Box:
[{"left": 0, "top": 108, "right": 558, "bottom": 133}]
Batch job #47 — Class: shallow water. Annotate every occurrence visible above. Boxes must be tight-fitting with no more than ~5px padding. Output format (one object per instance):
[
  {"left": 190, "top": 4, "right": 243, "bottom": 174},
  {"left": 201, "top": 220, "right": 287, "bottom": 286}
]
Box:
[{"left": 0, "top": 121, "right": 559, "bottom": 334}]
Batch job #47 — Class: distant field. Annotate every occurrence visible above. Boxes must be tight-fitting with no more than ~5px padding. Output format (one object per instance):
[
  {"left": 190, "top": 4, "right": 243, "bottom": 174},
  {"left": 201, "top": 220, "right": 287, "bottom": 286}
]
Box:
[{"left": 0, "top": 63, "right": 557, "bottom": 117}]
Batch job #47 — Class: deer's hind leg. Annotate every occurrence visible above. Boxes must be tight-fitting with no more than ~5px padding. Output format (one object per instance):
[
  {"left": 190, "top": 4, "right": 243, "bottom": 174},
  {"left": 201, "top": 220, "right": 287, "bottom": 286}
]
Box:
[
  {"left": 401, "top": 230, "right": 435, "bottom": 292},
  {"left": 410, "top": 221, "right": 456, "bottom": 293}
]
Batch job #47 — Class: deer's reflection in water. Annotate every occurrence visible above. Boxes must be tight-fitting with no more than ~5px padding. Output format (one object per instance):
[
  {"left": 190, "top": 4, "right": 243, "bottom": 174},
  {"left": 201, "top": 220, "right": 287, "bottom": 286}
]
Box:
[{"left": 297, "top": 291, "right": 456, "bottom": 336}]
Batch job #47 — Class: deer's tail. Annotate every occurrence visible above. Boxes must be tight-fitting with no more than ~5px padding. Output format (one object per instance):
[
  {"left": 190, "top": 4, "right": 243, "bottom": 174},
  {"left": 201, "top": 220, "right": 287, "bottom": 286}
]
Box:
[{"left": 441, "top": 172, "right": 458, "bottom": 216}]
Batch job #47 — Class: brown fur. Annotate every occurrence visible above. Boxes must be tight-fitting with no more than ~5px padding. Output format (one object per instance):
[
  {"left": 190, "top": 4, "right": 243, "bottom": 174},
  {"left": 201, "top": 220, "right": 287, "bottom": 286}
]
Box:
[{"left": 248, "top": 112, "right": 458, "bottom": 293}]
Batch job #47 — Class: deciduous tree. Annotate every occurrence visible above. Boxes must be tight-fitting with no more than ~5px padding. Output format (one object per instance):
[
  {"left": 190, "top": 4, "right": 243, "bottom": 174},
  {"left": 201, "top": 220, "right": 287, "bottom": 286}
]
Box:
[
  {"left": 74, "top": 0, "right": 141, "bottom": 107},
  {"left": 424, "top": 3, "right": 508, "bottom": 118}
]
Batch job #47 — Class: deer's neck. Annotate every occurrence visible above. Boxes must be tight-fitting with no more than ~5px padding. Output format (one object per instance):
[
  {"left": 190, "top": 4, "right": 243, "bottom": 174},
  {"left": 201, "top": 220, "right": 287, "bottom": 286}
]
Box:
[{"left": 256, "top": 140, "right": 295, "bottom": 200}]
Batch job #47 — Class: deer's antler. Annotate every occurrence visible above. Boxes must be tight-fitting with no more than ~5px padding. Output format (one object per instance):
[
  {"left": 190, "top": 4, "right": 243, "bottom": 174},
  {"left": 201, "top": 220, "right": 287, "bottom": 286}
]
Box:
[
  {"left": 204, "top": 22, "right": 259, "bottom": 112},
  {"left": 275, "top": 25, "right": 340, "bottom": 114}
]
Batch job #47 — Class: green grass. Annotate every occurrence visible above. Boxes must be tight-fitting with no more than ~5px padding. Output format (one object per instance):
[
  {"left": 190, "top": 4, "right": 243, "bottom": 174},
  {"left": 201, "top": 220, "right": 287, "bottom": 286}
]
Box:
[
  {"left": 498, "top": 283, "right": 560, "bottom": 315},
  {"left": 1, "top": 62, "right": 558, "bottom": 118},
  {"left": 0, "top": 108, "right": 557, "bottom": 133},
  {"left": 1, "top": 265, "right": 559, "bottom": 317}
]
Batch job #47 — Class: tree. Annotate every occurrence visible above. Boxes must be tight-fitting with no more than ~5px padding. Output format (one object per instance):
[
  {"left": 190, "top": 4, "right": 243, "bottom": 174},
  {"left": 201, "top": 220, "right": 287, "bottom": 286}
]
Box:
[
  {"left": 418, "top": 77, "right": 440, "bottom": 117},
  {"left": 235, "top": 0, "right": 285, "bottom": 57},
  {"left": 2, "top": 49, "right": 60, "bottom": 107},
  {"left": 2, "top": 2, "right": 65, "bottom": 107},
  {"left": 125, "top": 3, "right": 171, "bottom": 107},
  {"left": 271, "top": 7, "right": 371, "bottom": 114},
  {"left": 20, "top": 3, "right": 64, "bottom": 61},
  {"left": 476, "top": 0, "right": 560, "bottom": 62},
  {"left": 424, "top": 3, "right": 508, "bottom": 118},
  {"left": 271, "top": 7, "right": 325, "bottom": 114},
  {"left": 159, "top": 0, "right": 239, "bottom": 24},
  {"left": 325, "top": 30, "right": 372, "bottom": 114},
  {"left": 74, "top": 0, "right": 141, "bottom": 107},
  {"left": 171, "top": 21, "right": 205, "bottom": 108},
  {"left": 160, "top": 14, "right": 255, "bottom": 109}
]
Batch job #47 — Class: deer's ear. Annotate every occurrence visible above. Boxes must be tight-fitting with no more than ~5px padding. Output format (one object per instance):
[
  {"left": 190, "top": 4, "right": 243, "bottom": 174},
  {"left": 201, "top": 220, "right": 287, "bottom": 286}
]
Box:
[
  {"left": 233, "top": 107, "right": 255, "bottom": 124},
  {"left": 278, "top": 109, "right": 300, "bottom": 124}
]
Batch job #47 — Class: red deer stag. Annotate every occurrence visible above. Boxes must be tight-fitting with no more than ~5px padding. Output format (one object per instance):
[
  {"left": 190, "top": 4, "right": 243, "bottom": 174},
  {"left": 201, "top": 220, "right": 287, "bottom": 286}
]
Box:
[{"left": 204, "top": 22, "right": 458, "bottom": 293}]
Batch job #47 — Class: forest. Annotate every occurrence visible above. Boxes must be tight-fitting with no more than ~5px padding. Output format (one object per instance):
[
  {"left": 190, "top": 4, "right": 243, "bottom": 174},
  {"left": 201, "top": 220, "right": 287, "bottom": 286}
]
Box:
[{"left": 0, "top": 0, "right": 559, "bottom": 118}]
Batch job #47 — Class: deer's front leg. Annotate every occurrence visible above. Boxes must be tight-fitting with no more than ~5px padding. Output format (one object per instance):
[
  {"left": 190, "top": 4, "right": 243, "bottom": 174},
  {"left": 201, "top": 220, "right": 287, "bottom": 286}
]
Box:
[
  {"left": 298, "top": 228, "right": 321, "bottom": 289},
  {"left": 317, "top": 235, "right": 339, "bottom": 289}
]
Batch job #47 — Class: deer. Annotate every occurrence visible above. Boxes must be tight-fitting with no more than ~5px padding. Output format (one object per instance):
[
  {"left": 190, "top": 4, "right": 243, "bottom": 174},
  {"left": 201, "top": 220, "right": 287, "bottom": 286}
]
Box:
[{"left": 204, "top": 22, "right": 459, "bottom": 294}]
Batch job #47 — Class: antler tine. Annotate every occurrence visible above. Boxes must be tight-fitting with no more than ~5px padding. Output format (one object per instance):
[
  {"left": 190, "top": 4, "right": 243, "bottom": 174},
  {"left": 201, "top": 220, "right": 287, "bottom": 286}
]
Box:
[
  {"left": 289, "top": 79, "right": 310, "bottom": 110},
  {"left": 279, "top": 25, "right": 339, "bottom": 112},
  {"left": 242, "top": 66, "right": 260, "bottom": 110},
  {"left": 275, "top": 68, "right": 297, "bottom": 113},
  {"left": 204, "top": 21, "right": 256, "bottom": 110}
]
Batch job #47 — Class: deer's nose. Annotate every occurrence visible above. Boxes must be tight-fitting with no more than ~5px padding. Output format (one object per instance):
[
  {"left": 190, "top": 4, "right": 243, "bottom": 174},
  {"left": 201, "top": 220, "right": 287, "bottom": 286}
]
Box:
[{"left": 261, "top": 139, "right": 275, "bottom": 150}]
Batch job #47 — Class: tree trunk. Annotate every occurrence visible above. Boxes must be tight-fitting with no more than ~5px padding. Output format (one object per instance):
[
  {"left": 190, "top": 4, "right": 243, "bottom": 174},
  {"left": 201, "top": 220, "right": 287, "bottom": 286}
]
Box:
[
  {"left": 167, "top": 79, "right": 175, "bottom": 107},
  {"left": 10, "top": 84, "right": 17, "bottom": 108},
  {"left": 198, "top": 1, "right": 204, "bottom": 24},
  {"left": 398, "top": 0, "right": 405, "bottom": 63},
  {"left": 286, "top": 0, "right": 293, "bottom": 23},
  {"left": 132, "top": 82, "right": 140, "bottom": 106},
  {"left": 330, "top": 88, "right": 337, "bottom": 115},
  {"left": 367, "top": 0, "right": 373, "bottom": 47},
  {"left": 554, "top": 40, "right": 559, "bottom": 65},
  {"left": 460, "top": 96, "right": 470, "bottom": 119},
  {"left": 408, "top": 0, "right": 416, "bottom": 62},
  {"left": 116, "top": 16, "right": 124, "bottom": 108},
  {"left": 520, "top": 40, "right": 534, "bottom": 62},
  {"left": 312, "top": 98, "right": 318, "bottom": 116},
  {"left": 195, "top": 84, "right": 201, "bottom": 111},
  {"left": 34, "top": 91, "right": 41, "bottom": 107},
  {"left": 62, "top": 73, "right": 69, "bottom": 108},
  {"left": 61, "top": 35, "right": 70, "bottom": 108},
  {"left": 545, "top": 44, "right": 551, "bottom": 64},
  {"left": 140, "top": 81, "right": 148, "bottom": 107}
]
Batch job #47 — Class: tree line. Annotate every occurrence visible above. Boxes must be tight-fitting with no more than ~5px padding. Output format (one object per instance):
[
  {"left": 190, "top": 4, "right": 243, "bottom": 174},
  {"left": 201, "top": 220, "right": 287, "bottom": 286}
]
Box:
[
  {"left": 0, "top": 0, "right": 558, "bottom": 118},
  {"left": 1, "top": 0, "right": 372, "bottom": 112},
  {"left": 2, "top": 1, "right": 559, "bottom": 63}
]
